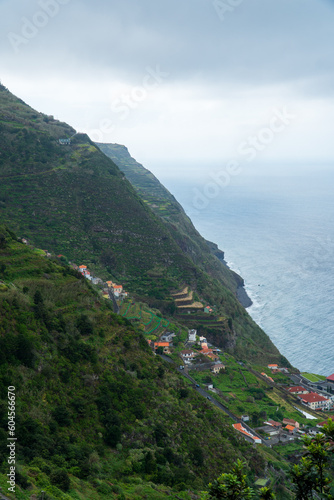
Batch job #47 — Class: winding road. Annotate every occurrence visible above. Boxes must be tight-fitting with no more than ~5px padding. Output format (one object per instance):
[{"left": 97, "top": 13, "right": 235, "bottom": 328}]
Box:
[{"left": 159, "top": 354, "right": 269, "bottom": 447}]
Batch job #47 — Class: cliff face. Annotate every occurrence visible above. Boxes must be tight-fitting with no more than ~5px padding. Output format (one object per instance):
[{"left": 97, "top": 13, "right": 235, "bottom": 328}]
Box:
[{"left": 96, "top": 142, "right": 251, "bottom": 304}]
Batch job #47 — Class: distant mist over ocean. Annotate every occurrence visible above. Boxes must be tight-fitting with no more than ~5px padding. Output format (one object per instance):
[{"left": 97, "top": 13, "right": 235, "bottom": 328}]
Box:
[{"left": 161, "top": 167, "right": 334, "bottom": 376}]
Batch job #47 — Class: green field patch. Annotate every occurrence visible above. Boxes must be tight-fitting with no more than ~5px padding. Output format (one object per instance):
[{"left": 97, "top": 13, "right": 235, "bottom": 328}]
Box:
[
  {"left": 122, "top": 301, "right": 169, "bottom": 335},
  {"left": 301, "top": 372, "right": 327, "bottom": 382},
  {"left": 189, "top": 363, "right": 305, "bottom": 425}
]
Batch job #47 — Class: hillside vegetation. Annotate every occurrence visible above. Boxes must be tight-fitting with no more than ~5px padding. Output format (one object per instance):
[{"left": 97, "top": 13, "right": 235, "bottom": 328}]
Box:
[
  {"left": 96, "top": 142, "right": 248, "bottom": 300},
  {"left": 0, "top": 84, "right": 281, "bottom": 363},
  {"left": 0, "top": 226, "right": 270, "bottom": 499}
]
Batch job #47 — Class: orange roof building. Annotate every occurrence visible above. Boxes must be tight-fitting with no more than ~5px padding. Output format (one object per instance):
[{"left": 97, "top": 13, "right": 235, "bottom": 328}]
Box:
[
  {"left": 233, "top": 423, "right": 262, "bottom": 444},
  {"left": 154, "top": 342, "right": 170, "bottom": 348},
  {"left": 207, "top": 353, "right": 219, "bottom": 361},
  {"left": 261, "top": 372, "right": 274, "bottom": 383}
]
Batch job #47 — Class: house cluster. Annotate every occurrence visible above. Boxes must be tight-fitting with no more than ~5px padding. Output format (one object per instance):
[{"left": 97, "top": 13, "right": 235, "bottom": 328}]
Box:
[
  {"left": 260, "top": 364, "right": 290, "bottom": 383},
  {"left": 148, "top": 331, "right": 176, "bottom": 354},
  {"left": 76, "top": 265, "right": 104, "bottom": 285},
  {"left": 267, "top": 364, "right": 289, "bottom": 374},
  {"left": 288, "top": 418, "right": 334, "bottom": 439},
  {"left": 260, "top": 363, "right": 291, "bottom": 383},
  {"left": 287, "top": 384, "right": 334, "bottom": 411},
  {"left": 104, "top": 280, "right": 128, "bottom": 299},
  {"left": 72, "top": 264, "right": 128, "bottom": 299},
  {"left": 260, "top": 418, "right": 300, "bottom": 437},
  {"left": 179, "top": 330, "right": 225, "bottom": 374},
  {"left": 257, "top": 414, "right": 334, "bottom": 443}
]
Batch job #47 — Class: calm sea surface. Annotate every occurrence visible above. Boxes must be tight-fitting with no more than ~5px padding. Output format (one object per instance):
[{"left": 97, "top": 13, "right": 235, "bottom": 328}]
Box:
[{"left": 160, "top": 168, "right": 334, "bottom": 376}]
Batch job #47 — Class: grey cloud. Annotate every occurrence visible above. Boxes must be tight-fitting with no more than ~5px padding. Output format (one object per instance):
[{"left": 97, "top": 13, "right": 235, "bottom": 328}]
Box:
[{"left": 1, "top": 0, "right": 334, "bottom": 96}]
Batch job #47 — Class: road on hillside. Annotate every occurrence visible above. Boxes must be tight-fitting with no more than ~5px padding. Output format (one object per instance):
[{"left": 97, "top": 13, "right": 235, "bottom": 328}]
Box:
[
  {"left": 108, "top": 289, "right": 120, "bottom": 314},
  {"left": 289, "top": 373, "right": 327, "bottom": 391},
  {"left": 159, "top": 354, "right": 269, "bottom": 447}
]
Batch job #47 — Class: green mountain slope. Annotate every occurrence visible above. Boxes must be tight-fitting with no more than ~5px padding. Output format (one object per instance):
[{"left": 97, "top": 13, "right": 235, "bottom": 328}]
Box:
[
  {"left": 96, "top": 142, "right": 251, "bottom": 305},
  {"left": 0, "top": 84, "right": 281, "bottom": 362},
  {"left": 0, "top": 86, "right": 188, "bottom": 282},
  {"left": 0, "top": 226, "right": 271, "bottom": 499}
]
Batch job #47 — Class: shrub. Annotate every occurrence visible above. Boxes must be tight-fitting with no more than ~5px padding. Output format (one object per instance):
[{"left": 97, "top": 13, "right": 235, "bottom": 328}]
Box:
[
  {"left": 52, "top": 406, "right": 71, "bottom": 427},
  {"left": 76, "top": 314, "right": 93, "bottom": 335},
  {"left": 50, "top": 468, "right": 70, "bottom": 491}
]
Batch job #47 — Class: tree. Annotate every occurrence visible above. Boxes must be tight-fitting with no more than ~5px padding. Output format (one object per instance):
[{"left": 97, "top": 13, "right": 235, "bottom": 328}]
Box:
[
  {"left": 259, "top": 487, "right": 276, "bottom": 500},
  {"left": 202, "top": 460, "right": 254, "bottom": 499},
  {"left": 290, "top": 419, "right": 334, "bottom": 499},
  {"left": 0, "top": 233, "right": 7, "bottom": 249},
  {"left": 76, "top": 314, "right": 93, "bottom": 335}
]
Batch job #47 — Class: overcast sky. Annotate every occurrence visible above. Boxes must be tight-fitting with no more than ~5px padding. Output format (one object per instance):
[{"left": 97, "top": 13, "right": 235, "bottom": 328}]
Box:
[{"left": 1, "top": 0, "right": 334, "bottom": 177}]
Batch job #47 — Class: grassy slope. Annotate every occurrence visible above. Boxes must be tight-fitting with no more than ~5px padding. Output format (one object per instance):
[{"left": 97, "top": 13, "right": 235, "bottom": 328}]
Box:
[
  {"left": 0, "top": 226, "right": 269, "bottom": 499},
  {"left": 0, "top": 84, "right": 282, "bottom": 363}
]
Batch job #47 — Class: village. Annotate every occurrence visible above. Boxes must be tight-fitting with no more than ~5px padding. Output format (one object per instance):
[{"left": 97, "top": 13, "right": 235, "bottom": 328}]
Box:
[
  {"left": 156, "top": 327, "right": 334, "bottom": 446},
  {"left": 42, "top": 248, "right": 334, "bottom": 450}
]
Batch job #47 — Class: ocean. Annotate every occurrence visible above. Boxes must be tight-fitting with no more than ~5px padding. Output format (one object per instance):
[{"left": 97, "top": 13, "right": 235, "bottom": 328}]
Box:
[{"left": 160, "top": 166, "right": 334, "bottom": 376}]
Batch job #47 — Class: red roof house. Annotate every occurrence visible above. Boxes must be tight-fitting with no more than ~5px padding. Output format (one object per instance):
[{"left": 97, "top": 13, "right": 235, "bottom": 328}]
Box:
[
  {"left": 204, "top": 306, "right": 213, "bottom": 314},
  {"left": 266, "top": 419, "right": 282, "bottom": 428},
  {"left": 317, "top": 418, "right": 333, "bottom": 428},
  {"left": 283, "top": 418, "right": 299, "bottom": 429},
  {"left": 326, "top": 374, "right": 334, "bottom": 383},
  {"left": 288, "top": 386, "right": 309, "bottom": 395},
  {"left": 200, "top": 346, "right": 214, "bottom": 356},
  {"left": 299, "top": 392, "right": 330, "bottom": 410}
]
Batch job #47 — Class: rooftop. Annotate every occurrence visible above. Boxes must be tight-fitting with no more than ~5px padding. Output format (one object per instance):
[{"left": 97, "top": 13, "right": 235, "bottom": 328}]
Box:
[
  {"left": 288, "top": 386, "right": 308, "bottom": 393},
  {"left": 300, "top": 392, "right": 328, "bottom": 403}
]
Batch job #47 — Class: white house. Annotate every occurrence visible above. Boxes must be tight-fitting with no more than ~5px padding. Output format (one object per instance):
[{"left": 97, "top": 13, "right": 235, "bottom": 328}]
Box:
[
  {"left": 298, "top": 392, "right": 330, "bottom": 410},
  {"left": 180, "top": 349, "right": 197, "bottom": 364},
  {"left": 112, "top": 284, "right": 123, "bottom": 297},
  {"left": 288, "top": 386, "right": 309, "bottom": 395}
]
